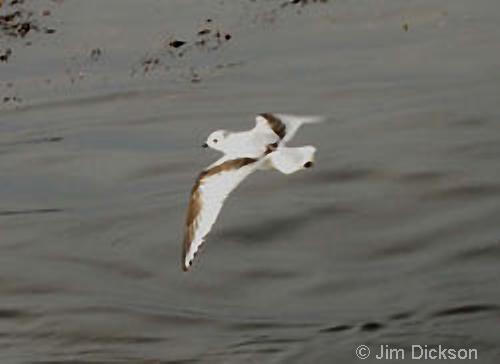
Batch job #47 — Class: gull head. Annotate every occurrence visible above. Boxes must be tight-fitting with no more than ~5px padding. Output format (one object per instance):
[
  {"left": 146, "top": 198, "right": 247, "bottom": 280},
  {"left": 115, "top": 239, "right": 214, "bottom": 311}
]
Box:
[{"left": 202, "top": 130, "right": 229, "bottom": 151}]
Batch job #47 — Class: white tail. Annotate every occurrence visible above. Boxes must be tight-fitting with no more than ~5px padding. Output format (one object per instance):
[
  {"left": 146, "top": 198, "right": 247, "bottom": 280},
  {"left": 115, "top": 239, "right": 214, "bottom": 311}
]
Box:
[{"left": 267, "top": 146, "right": 316, "bottom": 175}]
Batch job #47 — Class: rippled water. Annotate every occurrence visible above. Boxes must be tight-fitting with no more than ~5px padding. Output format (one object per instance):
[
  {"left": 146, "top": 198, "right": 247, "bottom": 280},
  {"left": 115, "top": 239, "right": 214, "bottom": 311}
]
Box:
[{"left": 1, "top": 0, "right": 500, "bottom": 363}]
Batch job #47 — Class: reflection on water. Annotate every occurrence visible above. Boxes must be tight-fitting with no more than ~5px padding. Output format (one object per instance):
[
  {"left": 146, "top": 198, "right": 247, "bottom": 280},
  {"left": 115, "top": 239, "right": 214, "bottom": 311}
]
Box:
[{"left": 1, "top": 0, "right": 500, "bottom": 363}]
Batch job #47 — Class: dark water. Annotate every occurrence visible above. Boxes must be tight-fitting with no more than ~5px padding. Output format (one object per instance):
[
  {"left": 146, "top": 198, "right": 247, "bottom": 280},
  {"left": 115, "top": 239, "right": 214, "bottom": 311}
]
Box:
[{"left": 1, "top": 0, "right": 500, "bottom": 363}]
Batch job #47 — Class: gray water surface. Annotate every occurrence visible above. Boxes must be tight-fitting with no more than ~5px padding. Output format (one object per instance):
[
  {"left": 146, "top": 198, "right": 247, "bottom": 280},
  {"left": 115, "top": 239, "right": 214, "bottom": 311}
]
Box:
[{"left": 1, "top": 0, "right": 500, "bottom": 363}]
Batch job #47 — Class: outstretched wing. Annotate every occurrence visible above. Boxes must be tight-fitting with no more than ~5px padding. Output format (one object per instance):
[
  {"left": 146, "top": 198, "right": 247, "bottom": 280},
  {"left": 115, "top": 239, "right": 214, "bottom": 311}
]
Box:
[
  {"left": 182, "top": 157, "right": 260, "bottom": 271},
  {"left": 255, "top": 113, "right": 324, "bottom": 144}
]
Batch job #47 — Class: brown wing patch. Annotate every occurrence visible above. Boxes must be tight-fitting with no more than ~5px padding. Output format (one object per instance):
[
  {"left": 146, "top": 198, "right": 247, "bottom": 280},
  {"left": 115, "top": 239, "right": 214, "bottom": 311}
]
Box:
[
  {"left": 199, "top": 157, "right": 258, "bottom": 179},
  {"left": 260, "top": 113, "right": 286, "bottom": 139},
  {"left": 265, "top": 142, "right": 279, "bottom": 155},
  {"left": 182, "top": 157, "right": 258, "bottom": 271},
  {"left": 182, "top": 179, "right": 202, "bottom": 271}
]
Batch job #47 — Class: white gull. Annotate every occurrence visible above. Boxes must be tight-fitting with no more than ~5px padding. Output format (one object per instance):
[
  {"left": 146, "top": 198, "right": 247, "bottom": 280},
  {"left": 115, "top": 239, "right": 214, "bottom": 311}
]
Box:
[{"left": 182, "top": 113, "right": 323, "bottom": 271}]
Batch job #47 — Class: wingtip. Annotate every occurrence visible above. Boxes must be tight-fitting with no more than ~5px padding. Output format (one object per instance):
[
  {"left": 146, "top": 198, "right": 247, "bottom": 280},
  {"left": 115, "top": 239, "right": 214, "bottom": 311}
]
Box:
[
  {"left": 181, "top": 245, "right": 191, "bottom": 272},
  {"left": 303, "top": 115, "right": 326, "bottom": 124},
  {"left": 274, "top": 113, "right": 326, "bottom": 124},
  {"left": 182, "top": 257, "right": 192, "bottom": 272}
]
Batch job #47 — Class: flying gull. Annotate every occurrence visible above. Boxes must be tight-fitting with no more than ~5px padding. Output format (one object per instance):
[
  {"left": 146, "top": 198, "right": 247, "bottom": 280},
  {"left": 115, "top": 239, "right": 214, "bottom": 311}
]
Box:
[{"left": 182, "top": 113, "right": 323, "bottom": 271}]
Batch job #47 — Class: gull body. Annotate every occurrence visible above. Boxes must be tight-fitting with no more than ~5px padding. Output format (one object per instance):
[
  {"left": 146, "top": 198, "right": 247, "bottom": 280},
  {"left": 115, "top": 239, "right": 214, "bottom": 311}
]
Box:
[{"left": 203, "top": 113, "right": 324, "bottom": 158}]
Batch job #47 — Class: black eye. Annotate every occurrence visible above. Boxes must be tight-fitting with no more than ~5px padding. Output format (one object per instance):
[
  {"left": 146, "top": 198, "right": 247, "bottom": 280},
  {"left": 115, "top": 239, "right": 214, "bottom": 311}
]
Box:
[{"left": 213, "top": 139, "right": 218, "bottom": 143}]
